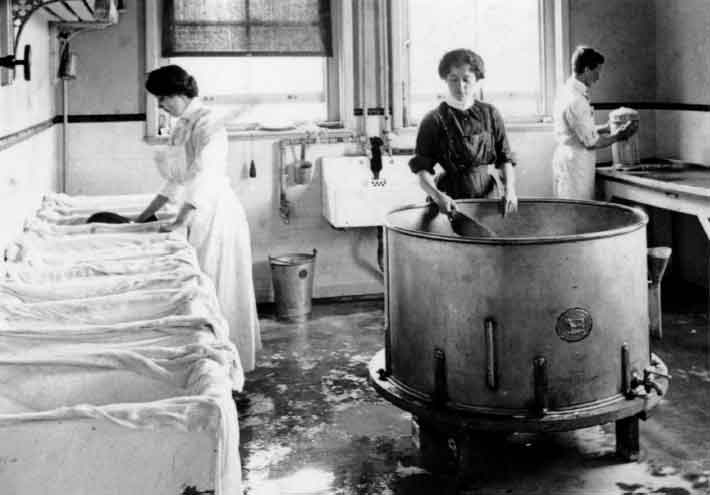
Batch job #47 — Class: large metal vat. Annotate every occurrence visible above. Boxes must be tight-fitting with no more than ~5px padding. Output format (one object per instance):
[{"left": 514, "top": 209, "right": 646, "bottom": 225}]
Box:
[{"left": 369, "top": 199, "right": 669, "bottom": 467}]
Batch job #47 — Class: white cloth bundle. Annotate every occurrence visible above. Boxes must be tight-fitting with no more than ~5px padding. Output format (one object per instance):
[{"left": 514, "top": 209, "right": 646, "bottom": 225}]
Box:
[
  {"left": 0, "top": 315, "right": 243, "bottom": 390},
  {"left": 0, "top": 341, "right": 240, "bottom": 495},
  {"left": 4, "top": 249, "right": 199, "bottom": 283},
  {"left": 24, "top": 217, "right": 169, "bottom": 236},
  {"left": 0, "top": 287, "right": 227, "bottom": 334},
  {"left": 0, "top": 268, "right": 211, "bottom": 303},
  {"left": 6, "top": 231, "right": 190, "bottom": 265},
  {"left": 42, "top": 193, "right": 158, "bottom": 210}
]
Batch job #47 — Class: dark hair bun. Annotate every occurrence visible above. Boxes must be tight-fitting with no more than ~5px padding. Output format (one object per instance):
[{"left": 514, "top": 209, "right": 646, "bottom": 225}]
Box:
[{"left": 145, "top": 64, "right": 199, "bottom": 98}]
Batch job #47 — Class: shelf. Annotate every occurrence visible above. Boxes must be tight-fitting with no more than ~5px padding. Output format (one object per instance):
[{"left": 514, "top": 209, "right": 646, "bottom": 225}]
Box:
[{"left": 12, "top": 1, "right": 118, "bottom": 44}]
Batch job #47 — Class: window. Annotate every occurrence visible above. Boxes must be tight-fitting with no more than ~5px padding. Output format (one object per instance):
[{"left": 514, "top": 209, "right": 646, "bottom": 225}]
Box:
[
  {"left": 146, "top": 0, "right": 349, "bottom": 137},
  {"left": 166, "top": 56, "right": 327, "bottom": 130},
  {"left": 393, "top": 0, "right": 566, "bottom": 127}
]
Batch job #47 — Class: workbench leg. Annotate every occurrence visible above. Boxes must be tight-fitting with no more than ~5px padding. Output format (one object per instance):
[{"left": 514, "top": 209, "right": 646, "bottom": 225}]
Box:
[{"left": 615, "top": 415, "right": 640, "bottom": 461}]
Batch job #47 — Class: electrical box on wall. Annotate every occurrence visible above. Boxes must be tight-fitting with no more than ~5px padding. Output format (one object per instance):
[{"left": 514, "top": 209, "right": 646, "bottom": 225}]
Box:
[{"left": 321, "top": 155, "right": 427, "bottom": 228}]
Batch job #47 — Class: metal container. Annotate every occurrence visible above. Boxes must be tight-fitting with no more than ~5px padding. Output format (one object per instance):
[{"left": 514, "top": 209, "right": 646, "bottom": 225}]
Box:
[
  {"left": 382, "top": 199, "right": 649, "bottom": 413},
  {"left": 610, "top": 107, "right": 640, "bottom": 166},
  {"left": 269, "top": 249, "right": 317, "bottom": 322}
]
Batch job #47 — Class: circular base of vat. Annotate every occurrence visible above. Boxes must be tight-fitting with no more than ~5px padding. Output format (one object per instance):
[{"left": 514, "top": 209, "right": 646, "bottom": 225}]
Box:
[
  {"left": 369, "top": 349, "right": 669, "bottom": 472},
  {"left": 368, "top": 349, "right": 668, "bottom": 434}
]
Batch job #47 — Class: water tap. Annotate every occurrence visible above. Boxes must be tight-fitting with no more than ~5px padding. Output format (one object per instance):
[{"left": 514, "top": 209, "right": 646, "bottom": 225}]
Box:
[{"left": 369, "top": 137, "right": 384, "bottom": 180}]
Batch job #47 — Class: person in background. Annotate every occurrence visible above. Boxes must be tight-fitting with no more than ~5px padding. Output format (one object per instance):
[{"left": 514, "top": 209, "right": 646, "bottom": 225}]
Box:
[
  {"left": 552, "top": 45, "right": 638, "bottom": 199},
  {"left": 409, "top": 48, "right": 518, "bottom": 217},
  {"left": 137, "top": 64, "right": 261, "bottom": 372}
]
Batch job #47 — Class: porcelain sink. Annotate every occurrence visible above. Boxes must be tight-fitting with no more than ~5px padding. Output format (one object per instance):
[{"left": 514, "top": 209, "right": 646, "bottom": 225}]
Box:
[{"left": 321, "top": 155, "right": 427, "bottom": 227}]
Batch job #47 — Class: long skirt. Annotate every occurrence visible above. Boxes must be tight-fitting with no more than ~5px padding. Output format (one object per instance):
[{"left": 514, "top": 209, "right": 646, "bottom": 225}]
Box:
[{"left": 189, "top": 181, "right": 261, "bottom": 372}]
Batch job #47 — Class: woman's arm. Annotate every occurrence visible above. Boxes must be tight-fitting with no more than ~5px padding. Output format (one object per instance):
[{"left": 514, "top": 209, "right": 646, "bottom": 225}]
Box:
[
  {"left": 136, "top": 194, "right": 169, "bottom": 223},
  {"left": 417, "top": 170, "right": 454, "bottom": 214},
  {"left": 159, "top": 201, "right": 195, "bottom": 232}
]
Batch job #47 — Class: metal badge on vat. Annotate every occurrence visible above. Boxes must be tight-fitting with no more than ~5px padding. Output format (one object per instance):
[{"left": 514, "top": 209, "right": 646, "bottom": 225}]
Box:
[{"left": 555, "top": 308, "right": 593, "bottom": 342}]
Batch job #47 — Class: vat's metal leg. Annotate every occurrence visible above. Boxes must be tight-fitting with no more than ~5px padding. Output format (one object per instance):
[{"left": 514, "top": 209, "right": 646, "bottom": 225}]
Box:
[
  {"left": 615, "top": 415, "right": 640, "bottom": 461},
  {"left": 414, "top": 417, "right": 502, "bottom": 477}
]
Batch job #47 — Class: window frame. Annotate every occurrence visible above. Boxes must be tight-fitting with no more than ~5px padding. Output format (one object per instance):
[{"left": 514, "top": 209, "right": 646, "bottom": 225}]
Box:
[
  {"left": 144, "top": 0, "right": 353, "bottom": 139},
  {"left": 389, "top": 0, "right": 570, "bottom": 130}
]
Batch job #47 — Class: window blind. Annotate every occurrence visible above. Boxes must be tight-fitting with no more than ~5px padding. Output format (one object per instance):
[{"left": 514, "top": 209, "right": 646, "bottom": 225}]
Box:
[{"left": 163, "top": 0, "right": 332, "bottom": 56}]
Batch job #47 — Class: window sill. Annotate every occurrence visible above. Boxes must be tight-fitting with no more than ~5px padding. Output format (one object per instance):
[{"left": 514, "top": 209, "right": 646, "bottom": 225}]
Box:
[{"left": 144, "top": 127, "right": 354, "bottom": 145}]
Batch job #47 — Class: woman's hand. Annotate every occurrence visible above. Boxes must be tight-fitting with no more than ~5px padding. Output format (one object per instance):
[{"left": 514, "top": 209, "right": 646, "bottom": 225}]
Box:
[
  {"left": 615, "top": 120, "right": 639, "bottom": 141},
  {"left": 159, "top": 221, "right": 185, "bottom": 233},
  {"left": 503, "top": 189, "right": 518, "bottom": 216},
  {"left": 434, "top": 191, "right": 456, "bottom": 215}
]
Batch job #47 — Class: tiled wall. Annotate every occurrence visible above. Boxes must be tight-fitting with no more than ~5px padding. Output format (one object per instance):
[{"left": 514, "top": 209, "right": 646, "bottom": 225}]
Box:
[{"left": 0, "top": 15, "right": 59, "bottom": 249}]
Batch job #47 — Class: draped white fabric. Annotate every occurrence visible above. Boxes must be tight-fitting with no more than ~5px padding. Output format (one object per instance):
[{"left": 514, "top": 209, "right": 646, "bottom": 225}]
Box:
[{"left": 0, "top": 193, "right": 244, "bottom": 495}]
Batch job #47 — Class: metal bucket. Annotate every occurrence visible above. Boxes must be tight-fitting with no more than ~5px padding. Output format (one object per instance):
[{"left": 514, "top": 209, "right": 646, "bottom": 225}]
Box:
[
  {"left": 382, "top": 199, "right": 649, "bottom": 413},
  {"left": 610, "top": 107, "right": 640, "bottom": 166},
  {"left": 269, "top": 249, "right": 317, "bottom": 322}
]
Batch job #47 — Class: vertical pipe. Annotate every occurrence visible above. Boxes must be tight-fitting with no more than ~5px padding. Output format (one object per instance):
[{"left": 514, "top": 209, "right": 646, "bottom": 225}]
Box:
[
  {"left": 358, "top": 0, "right": 367, "bottom": 138},
  {"left": 61, "top": 78, "right": 68, "bottom": 193},
  {"left": 377, "top": 0, "right": 390, "bottom": 139}
]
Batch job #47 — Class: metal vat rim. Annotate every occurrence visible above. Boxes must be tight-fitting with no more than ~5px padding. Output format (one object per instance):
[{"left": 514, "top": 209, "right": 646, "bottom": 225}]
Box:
[{"left": 384, "top": 198, "right": 649, "bottom": 245}]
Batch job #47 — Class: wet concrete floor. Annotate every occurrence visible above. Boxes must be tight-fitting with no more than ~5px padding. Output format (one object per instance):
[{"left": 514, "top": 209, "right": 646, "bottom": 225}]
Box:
[{"left": 237, "top": 298, "right": 710, "bottom": 494}]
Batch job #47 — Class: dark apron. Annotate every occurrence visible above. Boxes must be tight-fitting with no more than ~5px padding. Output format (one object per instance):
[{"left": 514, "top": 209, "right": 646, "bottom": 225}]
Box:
[{"left": 435, "top": 105, "right": 500, "bottom": 199}]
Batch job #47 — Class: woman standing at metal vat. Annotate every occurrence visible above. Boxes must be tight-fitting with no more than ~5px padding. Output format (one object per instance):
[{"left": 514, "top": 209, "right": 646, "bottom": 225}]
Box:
[
  {"left": 409, "top": 49, "right": 518, "bottom": 216},
  {"left": 137, "top": 64, "right": 261, "bottom": 372},
  {"left": 552, "top": 46, "right": 638, "bottom": 199}
]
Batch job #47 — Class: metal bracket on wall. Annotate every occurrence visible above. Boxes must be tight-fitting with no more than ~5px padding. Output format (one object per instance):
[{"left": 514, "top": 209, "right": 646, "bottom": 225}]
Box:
[{"left": 3, "top": 1, "right": 119, "bottom": 83}]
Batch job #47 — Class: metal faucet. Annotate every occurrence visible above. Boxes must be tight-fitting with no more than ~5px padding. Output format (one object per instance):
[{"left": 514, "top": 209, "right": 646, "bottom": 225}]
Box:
[{"left": 369, "top": 137, "right": 384, "bottom": 181}]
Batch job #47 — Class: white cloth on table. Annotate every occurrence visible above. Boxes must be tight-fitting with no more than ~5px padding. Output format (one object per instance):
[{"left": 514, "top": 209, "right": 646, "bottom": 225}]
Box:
[
  {"left": 0, "top": 269, "right": 208, "bottom": 303},
  {"left": 0, "top": 287, "right": 227, "bottom": 335},
  {"left": 3, "top": 248, "right": 199, "bottom": 283},
  {"left": 0, "top": 339, "right": 241, "bottom": 495},
  {"left": 552, "top": 76, "right": 599, "bottom": 200},
  {"left": 155, "top": 98, "right": 261, "bottom": 371}
]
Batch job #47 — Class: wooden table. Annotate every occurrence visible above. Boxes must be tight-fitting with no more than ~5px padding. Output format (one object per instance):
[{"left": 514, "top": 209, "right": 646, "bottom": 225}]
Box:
[{"left": 597, "top": 162, "right": 710, "bottom": 366}]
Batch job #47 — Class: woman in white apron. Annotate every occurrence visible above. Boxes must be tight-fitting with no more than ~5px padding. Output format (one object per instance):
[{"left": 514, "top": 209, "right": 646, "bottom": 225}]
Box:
[
  {"left": 138, "top": 65, "right": 261, "bottom": 372},
  {"left": 552, "top": 46, "right": 637, "bottom": 199}
]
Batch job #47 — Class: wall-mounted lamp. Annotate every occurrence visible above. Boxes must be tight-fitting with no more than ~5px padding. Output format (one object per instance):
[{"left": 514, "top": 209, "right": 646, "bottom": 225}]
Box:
[{"left": 0, "top": 44, "right": 31, "bottom": 81}]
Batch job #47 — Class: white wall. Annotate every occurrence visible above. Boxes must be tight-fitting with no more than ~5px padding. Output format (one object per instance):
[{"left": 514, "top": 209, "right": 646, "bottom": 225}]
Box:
[
  {"left": 655, "top": 0, "right": 710, "bottom": 162},
  {"left": 569, "top": 0, "right": 657, "bottom": 163},
  {"left": 0, "top": 14, "right": 59, "bottom": 249},
  {"left": 653, "top": 0, "right": 710, "bottom": 288}
]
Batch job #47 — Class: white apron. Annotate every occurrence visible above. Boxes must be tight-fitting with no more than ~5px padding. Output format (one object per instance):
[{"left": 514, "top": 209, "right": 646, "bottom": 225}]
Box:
[
  {"left": 552, "top": 77, "right": 600, "bottom": 201},
  {"left": 552, "top": 144, "right": 596, "bottom": 200},
  {"left": 157, "top": 99, "right": 261, "bottom": 372}
]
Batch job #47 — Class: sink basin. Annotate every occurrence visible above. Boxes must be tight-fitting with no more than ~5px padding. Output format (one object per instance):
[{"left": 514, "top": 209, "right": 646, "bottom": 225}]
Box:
[{"left": 321, "top": 156, "right": 427, "bottom": 227}]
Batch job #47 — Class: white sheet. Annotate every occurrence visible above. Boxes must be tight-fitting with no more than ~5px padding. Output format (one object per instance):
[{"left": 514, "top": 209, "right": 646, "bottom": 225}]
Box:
[
  {"left": 4, "top": 249, "right": 199, "bottom": 283},
  {"left": 0, "top": 287, "right": 227, "bottom": 333},
  {"left": 0, "top": 269, "right": 209, "bottom": 303},
  {"left": 0, "top": 341, "right": 240, "bottom": 495}
]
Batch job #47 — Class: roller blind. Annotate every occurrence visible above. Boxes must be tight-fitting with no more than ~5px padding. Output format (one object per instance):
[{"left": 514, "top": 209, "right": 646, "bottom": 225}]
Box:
[{"left": 163, "top": 0, "right": 332, "bottom": 56}]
